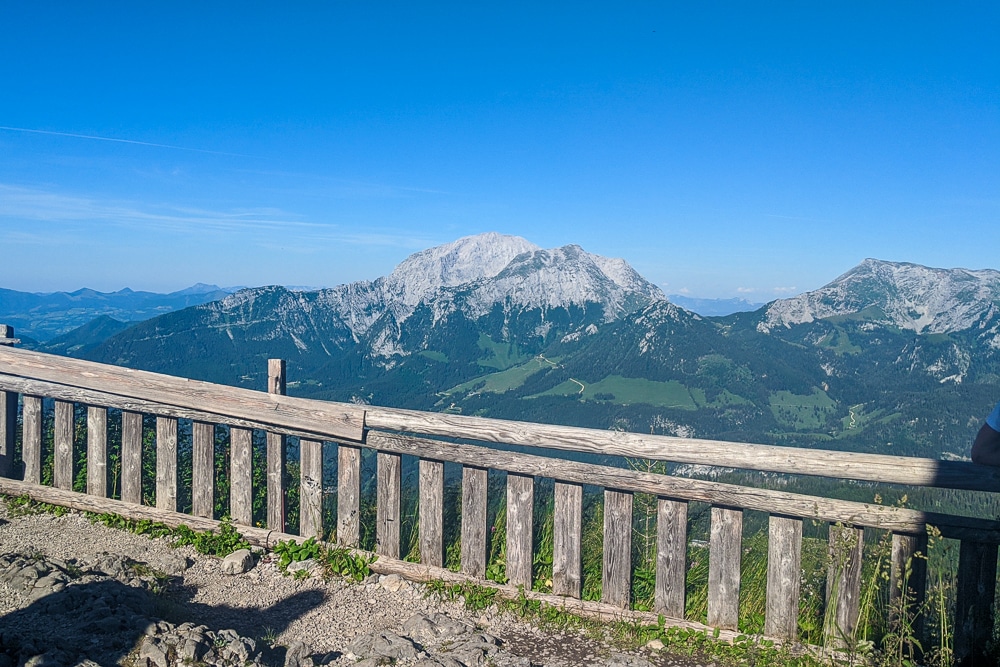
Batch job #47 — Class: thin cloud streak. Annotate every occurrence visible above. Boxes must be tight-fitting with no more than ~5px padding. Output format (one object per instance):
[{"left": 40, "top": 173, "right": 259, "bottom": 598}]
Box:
[
  {"left": 0, "top": 125, "right": 256, "bottom": 158},
  {"left": 0, "top": 184, "right": 434, "bottom": 249}
]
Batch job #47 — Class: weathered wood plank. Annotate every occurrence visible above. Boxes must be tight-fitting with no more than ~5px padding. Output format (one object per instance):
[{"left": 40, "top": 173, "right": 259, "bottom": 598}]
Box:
[
  {"left": 419, "top": 458, "right": 444, "bottom": 567},
  {"left": 363, "top": 404, "right": 1000, "bottom": 492},
  {"left": 0, "top": 373, "right": 354, "bottom": 443},
  {"left": 377, "top": 452, "right": 401, "bottom": 558},
  {"left": 121, "top": 411, "right": 143, "bottom": 504},
  {"left": 266, "top": 359, "right": 286, "bottom": 532},
  {"left": 765, "top": 515, "right": 802, "bottom": 640},
  {"left": 363, "top": 431, "right": 999, "bottom": 542},
  {"left": 602, "top": 489, "right": 632, "bottom": 608},
  {"left": 337, "top": 444, "right": 361, "bottom": 546},
  {"left": 54, "top": 400, "right": 74, "bottom": 490},
  {"left": 155, "top": 417, "right": 177, "bottom": 511},
  {"left": 655, "top": 498, "right": 687, "bottom": 618},
  {"left": 553, "top": 481, "right": 583, "bottom": 598},
  {"left": 230, "top": 427, "right": 253, "bottom": 526},
  {"left": 461, "top": 465, "right": 488, "bottom": 578},
  {"left": 0, "top": 348, "right": 365, "bottom": 442},
  {"left": 889, "top": 532, "right": 927, "bottom": 648},
  {"left": 824, "top": 524, "right": 864, "bottom": 649},
  {"left": 954, "top": 540, "right": 998, "bottom": 664},
  {"left": 191, "top": 421, "right": 214, "bottom": 518},
  {"left": 0, "top": 475, "right": 756, "bottom": 647},
  {"left": 0, "top": 390, "right": 16, "bottom": 478},
  {"left": 86, "top": 406, "right": 107, "bottom": 497},
  {"left": 300, "top": 438, "right": 323, "bottom": 539},
  {"left": 506, "top": 473, "right": 534, "bottom": 589},
  {"left": 708, "top": 506, "right": 743, "bottom": 630},
  {"left": 22, "top": 395, "right": 42, "bottom": 485}
]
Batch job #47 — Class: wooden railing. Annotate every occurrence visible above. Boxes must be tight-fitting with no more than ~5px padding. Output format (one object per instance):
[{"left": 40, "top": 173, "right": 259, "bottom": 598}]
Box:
[{"left": 1, "top": 332, "right": 998, "bottom": 662}]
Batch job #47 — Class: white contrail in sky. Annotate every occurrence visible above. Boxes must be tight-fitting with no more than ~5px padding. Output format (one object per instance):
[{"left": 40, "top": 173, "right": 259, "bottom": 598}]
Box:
[{"left": 0, "top": 125, "right": 254, "bottom": 158}]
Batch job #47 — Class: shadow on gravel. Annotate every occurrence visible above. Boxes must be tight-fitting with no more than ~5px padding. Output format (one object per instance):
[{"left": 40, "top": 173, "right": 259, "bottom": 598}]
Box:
[{"left": 0, "top": 575, "right": 329, "bottom": 667}]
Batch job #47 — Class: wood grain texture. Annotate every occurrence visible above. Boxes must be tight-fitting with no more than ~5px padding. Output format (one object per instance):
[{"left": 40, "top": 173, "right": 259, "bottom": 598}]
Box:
[
  {"left": 266, "top": 358, "right": 287, "bottom": 532},
  {"left": 419, "top": 458, "right": 444, "bottom": 567},
  {"left": 461, "top": 465, "right": 488, "bottom": 578},
  {"left": 765, "top": 515, "right": 802, "bottom": 640},
  {"left": 121, "top": 411, "right": 142, "bottom": 504},
  {"left": 0, "top": 373, "right": 350, "bottom": 443},
  {"left": 602, "top": 489, "right": 633, "bottom": 608},
  {"left": 553, "top": 481, "right": 583, "bottom": 598},
  {"left": 337, "top": 444, "right": 361, "bottom": 546},
  {"left": 506, "top": 473, "right": 534, "bottom": 589},
  {"left": 708, "top": 507, "right": 743, "bottom": 631},
  {"left": 192, "top": 421, "right": 215, "bottom": 518},
  {"left": 230, "top": 427, "right": 253, "bottom": 526},
  {"left": 954, "top": 540, "right": 998, "bottom": 664},
  {"left": 655, "top": 498, "right": 687, "bottom": 619},
  {"left": 54, "top": 400, "right": 74, "bottom": 490},
  {"left": 824, "top": 525, "right": 864, "bottom": 649},
  {"left": 0, "top": 391, "right": 15, "bottom": 478},
  {"left": 363, "top": 403, "right": 1000, "bottom": 492},
  {"left": 0, "top": 347, "right": 365, "bottom": 442},
  {"left": 22, "top": 395, "right": 42, "bottom": 485},
  {"left": 300, "top": 438, "right": 323, "bottom": 539},
  {"left": 86, "top": 406, "right": 107, "bottom": 497},
  {"left": 377, "top": 452, "right": 401, "bottom": 558},
  {"left": 362, "top": 431, "right": 1000, "bottom": 542},
  {"left": 155, "top": 417, "right": 177, "bottom": 511},
  {"left": 890, "top": 532, "right": 927, "bottom": 646}
]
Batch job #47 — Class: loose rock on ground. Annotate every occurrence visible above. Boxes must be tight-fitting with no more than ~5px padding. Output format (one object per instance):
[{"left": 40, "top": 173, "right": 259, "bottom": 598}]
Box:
[{"left": 0, "top": 498, "right": 716, "bottom": 666}]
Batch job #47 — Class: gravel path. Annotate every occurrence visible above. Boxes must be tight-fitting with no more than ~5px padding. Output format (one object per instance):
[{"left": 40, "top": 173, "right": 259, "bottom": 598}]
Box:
[{"left": 0, "top": 497, "right": 719, "bottom": 667}]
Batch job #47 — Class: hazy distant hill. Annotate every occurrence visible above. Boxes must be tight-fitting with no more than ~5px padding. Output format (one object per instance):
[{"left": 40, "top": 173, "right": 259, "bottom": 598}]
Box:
[
  {"left": 0, "top": 283, "right": 235, "bottom": 341},
  {"left": 667, "top": 294, "right": 764, "bottom": 316},
  {"left": 78, "top": 236, "right": 1000, "bottom": 460}
]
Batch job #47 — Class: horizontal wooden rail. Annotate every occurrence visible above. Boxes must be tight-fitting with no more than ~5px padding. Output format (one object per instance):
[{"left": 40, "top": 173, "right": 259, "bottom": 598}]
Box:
[
  {"left": 0, "top": 373, "right": 364, "bottom": 445},
  {"left": 364, "top": 406, "right": 1000, "bottom": 493},
  {"left": 363, "top": 430, "right": 1000, "bottom": 542}
]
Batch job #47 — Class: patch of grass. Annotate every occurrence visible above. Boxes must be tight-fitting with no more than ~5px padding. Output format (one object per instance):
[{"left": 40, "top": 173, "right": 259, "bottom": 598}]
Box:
[
  {"left": 476, "top": 333, "right": 530, "bottom": 370},
  {"left": 444, "top": 357, "right": 557, "bottom": 396},
  {"left": 769, "top": 387, "right": 837, "bottom": 430},
  {"left": 172, "top": 518, "right": 250, "bottom": 557},
  {"left": 5, "top": 494, "right": 70, "bottom": 517},
  {"left": 418, "top": 350, "right": 449, "bottom": 363}
]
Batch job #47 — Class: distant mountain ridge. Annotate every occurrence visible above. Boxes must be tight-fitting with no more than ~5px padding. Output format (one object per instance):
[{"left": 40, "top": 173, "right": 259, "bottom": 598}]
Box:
[{"left": 0, "top": 284, "right": 239, "bottom": 341}]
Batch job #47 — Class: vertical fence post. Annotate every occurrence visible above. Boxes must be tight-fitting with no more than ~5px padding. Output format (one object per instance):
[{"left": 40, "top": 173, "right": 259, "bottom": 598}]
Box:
[
  {"left": 765, "top": 514, "right": 802, "bottom": 640},
  {"left": 461, "top": 465, "right": 488, "bottom": 578},
  {"left": 191, "top": 422, "right": 215, "bottom": 517},
  {"left": 954, "top": 540, "right": 998, "bottom": 664},
  {"left": 656, "top": 498, "right": 688, "bottom": 618},
  {"left": 419, "top": 458, "right": 445, "bottom": 567},
  {"left": 377, "top": 452, "right": 401, "bottom": 558},
  {"left": 506, "top": 472, "right": 534, "bottom": 589},
  {"left": 337, "top": 444, "right": 361, "bottom": 546},
  {"left": 824, "top": 524, "right": 864, "bottom": 649},
  {"left": 86, "top": 406, "right": 107, "bottom": 496},
  {"left": 300, "top": 439, "right": 323, "bottom": 539},
  {"left": 156, "top": 417, "right": 177, "bottom": 511},
  {"left": 890, "top": 532, "right": 927, "bottom": 651},
  {"left": 230, "top": 427, "right": 253, "bottom": 525},
  {"left": 603, "top": 489, "right": 633, "bottom": 608},
  {"left": 0, "top": 326, "right": 16, "bottom": 478},
  {"left": 266, "top": 359, "right": 287, "bottom": 532},
  {"left": 53, "top": 400, "right": 74, "bottom": 490},
  {"left": 121, "top": 411, "right": 142, "bottom": 504},
  {"left": 553, "top": 481, "right": 583, "bottom": 598},
  {"left": 708, "top": 506, "right": 743, "bottom": 631},
  {"left": 22, "top": 395, "right": 42, "bottom": 485}
]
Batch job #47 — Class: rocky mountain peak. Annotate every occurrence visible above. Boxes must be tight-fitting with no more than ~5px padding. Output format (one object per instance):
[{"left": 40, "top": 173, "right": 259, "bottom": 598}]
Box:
[
  {"left": 385, "top": 232, "right": 540, "bottom": 307},
  {"left": 759, "top": 258, "right": 1000, "bottom": 334}
]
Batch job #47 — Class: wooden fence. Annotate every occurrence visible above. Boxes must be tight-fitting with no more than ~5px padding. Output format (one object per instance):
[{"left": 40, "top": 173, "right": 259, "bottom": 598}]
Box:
[{"left": 1, "top": 332, "right": 998, "bottom": 663}]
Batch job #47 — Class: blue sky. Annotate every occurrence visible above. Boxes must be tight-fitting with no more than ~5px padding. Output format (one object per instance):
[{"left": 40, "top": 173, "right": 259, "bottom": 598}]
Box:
[{"left": 1, "top": 3, "right": 997, "bottom": 299}]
